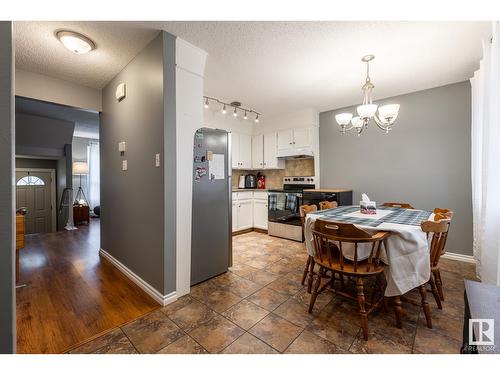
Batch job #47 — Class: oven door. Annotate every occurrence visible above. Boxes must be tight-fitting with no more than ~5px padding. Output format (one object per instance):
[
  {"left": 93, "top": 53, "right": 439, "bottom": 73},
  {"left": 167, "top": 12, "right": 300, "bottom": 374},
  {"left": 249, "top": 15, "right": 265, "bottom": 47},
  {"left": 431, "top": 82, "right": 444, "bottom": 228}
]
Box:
[{"left": 268, "top": 190, "right": 303, "bottom": 226}]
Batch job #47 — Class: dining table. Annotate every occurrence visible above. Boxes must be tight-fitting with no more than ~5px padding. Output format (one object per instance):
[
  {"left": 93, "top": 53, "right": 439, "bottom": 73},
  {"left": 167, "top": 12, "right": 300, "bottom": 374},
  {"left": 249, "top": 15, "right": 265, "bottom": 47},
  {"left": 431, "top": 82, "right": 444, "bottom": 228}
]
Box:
[{"left": 304, "top": 205, "right": 434, "bottom": 297}]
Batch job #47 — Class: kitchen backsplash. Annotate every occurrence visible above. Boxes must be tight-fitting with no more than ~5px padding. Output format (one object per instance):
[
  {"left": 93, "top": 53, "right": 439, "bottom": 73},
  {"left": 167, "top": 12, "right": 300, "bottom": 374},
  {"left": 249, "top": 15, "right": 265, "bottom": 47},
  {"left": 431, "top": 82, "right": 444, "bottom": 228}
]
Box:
[{"left": 232, "top": 158, "right": 315, "bottom": 189}]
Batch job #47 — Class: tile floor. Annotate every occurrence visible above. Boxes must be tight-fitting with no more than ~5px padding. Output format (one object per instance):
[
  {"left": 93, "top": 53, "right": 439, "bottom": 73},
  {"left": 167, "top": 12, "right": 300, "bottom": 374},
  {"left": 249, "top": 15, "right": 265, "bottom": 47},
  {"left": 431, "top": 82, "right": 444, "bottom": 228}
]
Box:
[{"left": 70, "top": 232, "right": 478, "bottom": 354}]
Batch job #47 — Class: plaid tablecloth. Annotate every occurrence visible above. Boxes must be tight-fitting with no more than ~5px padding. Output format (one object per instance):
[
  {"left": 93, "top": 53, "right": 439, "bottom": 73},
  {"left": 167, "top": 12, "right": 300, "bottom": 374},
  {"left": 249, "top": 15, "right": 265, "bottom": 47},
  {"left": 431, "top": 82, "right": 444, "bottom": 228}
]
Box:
[
  {"left": 319, "top": 205, "right": 432, "bottom": 227},
  {"left": 305, "top": 205, "right": 433, "bottom": 297}
]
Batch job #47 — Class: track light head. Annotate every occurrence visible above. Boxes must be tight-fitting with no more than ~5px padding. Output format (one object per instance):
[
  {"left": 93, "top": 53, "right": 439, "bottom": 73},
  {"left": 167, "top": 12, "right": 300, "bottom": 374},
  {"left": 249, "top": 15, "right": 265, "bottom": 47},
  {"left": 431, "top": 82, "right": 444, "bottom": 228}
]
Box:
[
  {"left": 243, "top": 111, "right": 248, "bottom": 120},
  {"left": 204, "top": 97, "right": 209, "bottom": 109},
  {"left": 233, "top": 107, "right": 238, "bottom": 117},
  {"left": 255, "top": 114, "right": 260, "bottom": 123},
  {"left": 221, "top": 104, "right": 227, "bottom": 115}
]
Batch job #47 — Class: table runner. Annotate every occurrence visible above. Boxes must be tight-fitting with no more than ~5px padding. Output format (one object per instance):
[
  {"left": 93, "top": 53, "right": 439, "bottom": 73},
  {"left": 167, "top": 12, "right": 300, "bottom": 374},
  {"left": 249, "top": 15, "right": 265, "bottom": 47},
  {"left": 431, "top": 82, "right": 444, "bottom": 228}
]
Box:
[{"left": 304, "top": 205, "right": 433, "bottom": 297}]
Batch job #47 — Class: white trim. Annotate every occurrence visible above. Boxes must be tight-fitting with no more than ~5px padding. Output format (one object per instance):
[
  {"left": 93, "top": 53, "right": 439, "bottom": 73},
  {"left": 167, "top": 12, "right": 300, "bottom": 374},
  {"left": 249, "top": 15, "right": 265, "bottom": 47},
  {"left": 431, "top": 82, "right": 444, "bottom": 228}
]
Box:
[
  {"left": 99, "top": 248, "right": 177, "bottom": 306},
  {"left": 442, "top": 252, "right": 477, "bottom": 264},
  {"left": 15, "top": 167, "right": 57, "bottom": 232}
]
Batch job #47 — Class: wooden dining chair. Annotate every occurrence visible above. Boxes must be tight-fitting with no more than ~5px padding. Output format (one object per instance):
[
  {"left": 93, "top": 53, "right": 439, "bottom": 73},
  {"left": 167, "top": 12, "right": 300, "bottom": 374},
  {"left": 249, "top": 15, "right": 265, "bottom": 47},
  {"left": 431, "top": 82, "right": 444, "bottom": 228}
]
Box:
[
  {"left": 299, "top": 204, "right": 318, "bottom": 288},
  {"left": 382, "top": 202, "right": 415, "bottom": 209},
  {"left": 427, "top": 209, "right": 453, "bottom": 303},
  {"left": 392, "top": 213, "right": 453, "bottom": 330},
  {"left": 319, "top": 200, "right": 338, "bottom": 210},
  {"left": 309, "top": 219, "right": 390, "bottom": 340}
]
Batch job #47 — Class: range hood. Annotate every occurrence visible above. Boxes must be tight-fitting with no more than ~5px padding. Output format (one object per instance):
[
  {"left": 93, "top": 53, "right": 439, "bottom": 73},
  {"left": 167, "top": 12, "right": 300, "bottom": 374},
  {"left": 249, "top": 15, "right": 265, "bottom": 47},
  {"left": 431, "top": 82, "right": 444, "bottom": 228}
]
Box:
[{"left": 277, "top": 148, "right": 314, "bottom": 159}]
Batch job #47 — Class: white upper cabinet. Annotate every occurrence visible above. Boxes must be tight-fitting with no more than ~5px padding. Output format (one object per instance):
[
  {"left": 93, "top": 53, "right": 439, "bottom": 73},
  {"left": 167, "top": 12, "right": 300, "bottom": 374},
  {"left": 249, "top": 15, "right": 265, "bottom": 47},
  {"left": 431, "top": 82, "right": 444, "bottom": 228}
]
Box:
[
  {"left": 263, "top": 132, "right": 284, "bottom": 169},
  {"left": 292, "top": 128, "right": 311, "bottom": 149},
  {"left": 231, "top": 132, "right": 240, "bottom": 169},
  {"left": 276, "top": 127, "right": 314, "bottom": 157},
  {"left": 231, "top": 132, "right": 252, "bottom": 169},
  {"left": 252, "top": 135, "right": 264, "bottom": 169},
  {"left": 277, "top": 129, "right": 294, "bottom": 151},
  {"left": 239, "top": 133, "right": 252, "bottom": 169},
  {"left": 251, "top": 133, "right": 284, "bottom": 170}
]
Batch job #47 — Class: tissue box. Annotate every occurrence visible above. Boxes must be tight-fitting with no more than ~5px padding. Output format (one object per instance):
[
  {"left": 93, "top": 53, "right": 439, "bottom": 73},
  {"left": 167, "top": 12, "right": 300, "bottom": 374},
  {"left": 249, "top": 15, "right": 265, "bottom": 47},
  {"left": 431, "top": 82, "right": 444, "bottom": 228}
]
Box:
[{"left": 360, "top": 201, "right": 377, "bottom": 215}]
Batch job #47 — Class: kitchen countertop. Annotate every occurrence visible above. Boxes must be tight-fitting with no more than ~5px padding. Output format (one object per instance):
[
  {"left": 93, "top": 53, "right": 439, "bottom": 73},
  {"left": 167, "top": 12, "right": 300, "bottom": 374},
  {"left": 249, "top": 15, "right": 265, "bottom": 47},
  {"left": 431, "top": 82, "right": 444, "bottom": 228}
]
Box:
[
  {"left": 303, "top": 188, "right": 352, "bottom": 193},
  {"left": 232, "top": 188, "right": 269, "bottom": 192}
]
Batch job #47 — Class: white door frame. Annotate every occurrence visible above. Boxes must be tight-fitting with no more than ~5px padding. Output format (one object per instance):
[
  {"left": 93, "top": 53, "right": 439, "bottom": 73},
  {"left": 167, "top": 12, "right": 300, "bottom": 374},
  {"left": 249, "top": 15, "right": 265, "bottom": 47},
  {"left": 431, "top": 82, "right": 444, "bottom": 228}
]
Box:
[{"left": 15, "top": 168, "right": 57, "bottom": 232}]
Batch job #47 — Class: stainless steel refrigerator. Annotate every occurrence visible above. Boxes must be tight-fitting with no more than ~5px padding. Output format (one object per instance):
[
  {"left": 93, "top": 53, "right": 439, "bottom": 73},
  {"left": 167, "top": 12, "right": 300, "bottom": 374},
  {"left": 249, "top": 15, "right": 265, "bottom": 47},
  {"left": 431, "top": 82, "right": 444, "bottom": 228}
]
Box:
[{"left": 191, "top": 127, "right": 232, "bottom": 285}]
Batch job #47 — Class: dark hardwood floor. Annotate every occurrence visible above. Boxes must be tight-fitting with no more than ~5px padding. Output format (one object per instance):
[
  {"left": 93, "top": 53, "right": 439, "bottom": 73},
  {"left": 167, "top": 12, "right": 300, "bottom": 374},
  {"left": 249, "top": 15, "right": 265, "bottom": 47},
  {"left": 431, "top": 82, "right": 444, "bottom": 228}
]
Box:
[{"left": 16, "top": 219, "right": 160, "bottom": 353}]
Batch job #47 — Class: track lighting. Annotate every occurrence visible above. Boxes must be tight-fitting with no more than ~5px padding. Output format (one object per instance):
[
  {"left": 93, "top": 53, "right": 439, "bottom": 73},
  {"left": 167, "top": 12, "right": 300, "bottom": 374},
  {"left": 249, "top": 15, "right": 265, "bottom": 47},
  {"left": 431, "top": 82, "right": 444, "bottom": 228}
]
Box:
[{"left": 203, "top": 96, "right": 262, "bottom": 123}]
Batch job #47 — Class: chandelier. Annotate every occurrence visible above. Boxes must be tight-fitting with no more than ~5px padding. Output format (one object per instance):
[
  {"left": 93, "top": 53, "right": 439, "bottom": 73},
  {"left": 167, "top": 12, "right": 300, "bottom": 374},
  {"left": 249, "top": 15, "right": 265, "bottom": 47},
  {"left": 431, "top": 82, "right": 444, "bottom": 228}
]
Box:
[{"left": 335, "top": 55, "right": 400, "bottom": 136}]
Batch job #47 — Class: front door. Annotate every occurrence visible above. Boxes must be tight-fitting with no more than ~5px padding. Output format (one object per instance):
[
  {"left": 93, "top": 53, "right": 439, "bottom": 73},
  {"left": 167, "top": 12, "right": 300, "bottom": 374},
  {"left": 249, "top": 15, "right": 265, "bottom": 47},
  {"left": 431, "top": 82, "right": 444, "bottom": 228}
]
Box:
[{"left": 16, "top": 170, "right": 53, "bottom": 234}]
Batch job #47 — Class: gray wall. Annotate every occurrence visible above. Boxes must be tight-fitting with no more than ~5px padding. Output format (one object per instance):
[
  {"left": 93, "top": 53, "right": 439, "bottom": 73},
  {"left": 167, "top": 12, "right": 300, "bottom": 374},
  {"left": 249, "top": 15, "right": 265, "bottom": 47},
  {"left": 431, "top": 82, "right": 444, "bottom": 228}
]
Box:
[
  {"left": 101, "top": 32, "right": 173, "bottom": 294},
  {"left": 319, "top": 81, "right": 472, "bottom": 256},
  {"left": 0, "top": 21, "right": 15, "bottom": 353},
  {"left": 56, "top": 144, "right": 73, "bottom": 230},
  {"left": 16, "top": 157, "right": 58, "bottom": 170},
  {"left": 15, "top": 112, "right": 75, "bottom": 158}
]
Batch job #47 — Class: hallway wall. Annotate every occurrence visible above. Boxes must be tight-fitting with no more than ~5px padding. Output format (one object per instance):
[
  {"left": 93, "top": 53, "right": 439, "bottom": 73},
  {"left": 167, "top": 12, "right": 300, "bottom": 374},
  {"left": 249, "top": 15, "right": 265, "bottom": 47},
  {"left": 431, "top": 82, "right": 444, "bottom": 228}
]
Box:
[
  {"left": 101, "top": 32, "right": 168, "bottom": 295},
  {"left": 0, "top": 21, "right": 15, "bottom": 354}
]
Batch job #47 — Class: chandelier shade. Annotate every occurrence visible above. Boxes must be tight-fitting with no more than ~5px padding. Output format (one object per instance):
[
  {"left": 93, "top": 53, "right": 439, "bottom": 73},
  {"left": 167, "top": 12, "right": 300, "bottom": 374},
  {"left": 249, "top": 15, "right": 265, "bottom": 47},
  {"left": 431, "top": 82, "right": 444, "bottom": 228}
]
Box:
[
  {"left": 357, "top": 104, "right": 378, "bottom": 119},
  {"left": 334, "top": 55, "right": 400, "bottom": 136},
  {"left": 335, "top": 113, "right": 353, "bottom": 126}
]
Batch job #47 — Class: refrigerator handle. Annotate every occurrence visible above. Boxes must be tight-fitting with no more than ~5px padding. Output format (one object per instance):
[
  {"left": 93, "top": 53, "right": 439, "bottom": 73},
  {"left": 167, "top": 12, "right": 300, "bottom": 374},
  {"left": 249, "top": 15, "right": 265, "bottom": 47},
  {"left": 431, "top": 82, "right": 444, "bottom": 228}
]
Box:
[{"left": 227, "top": 131, "right": 233, "bottom": 267}]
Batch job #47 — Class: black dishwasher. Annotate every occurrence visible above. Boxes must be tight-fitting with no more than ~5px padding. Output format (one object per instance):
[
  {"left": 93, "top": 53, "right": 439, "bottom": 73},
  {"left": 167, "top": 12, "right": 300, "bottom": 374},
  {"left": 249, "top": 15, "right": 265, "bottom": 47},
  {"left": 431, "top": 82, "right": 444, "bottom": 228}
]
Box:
[{"left": 302, "top": 190, "right": 353, "bottom": 208}]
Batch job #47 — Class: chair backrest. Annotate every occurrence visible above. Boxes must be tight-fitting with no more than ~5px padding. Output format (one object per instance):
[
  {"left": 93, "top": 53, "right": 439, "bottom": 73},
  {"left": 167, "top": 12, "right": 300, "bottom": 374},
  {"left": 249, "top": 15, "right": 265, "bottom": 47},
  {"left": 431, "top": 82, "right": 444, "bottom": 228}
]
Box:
[
  {"left": 319, "top": 200, "right": 338, "bottom": 210},
  {"left": 433, "top": 207, "right": 453, "bottom": 221},
  {"left": 299, "top": 204, "right": 317, "bottom": 227},
  {"left": 421, "top": 217, "right": 452, "bottom": 268},
  {"left": 311, "top": 219, "right": 389, "bottom": 273},
  {"left": 382, "top": 202, "right": 415, "bottom": 209}
]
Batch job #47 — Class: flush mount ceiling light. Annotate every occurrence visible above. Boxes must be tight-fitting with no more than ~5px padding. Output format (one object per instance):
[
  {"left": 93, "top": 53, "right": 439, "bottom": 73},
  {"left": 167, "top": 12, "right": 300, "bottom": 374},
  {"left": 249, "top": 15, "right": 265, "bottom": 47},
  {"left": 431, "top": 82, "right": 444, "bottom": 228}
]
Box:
[
  {"left": 203, "top": 96, "right": 262, "bottom": 123},
  {"left": 335, "top": 55, "right": 400, "bottom": 136},
  {"left": 56, "top": 30, "right": 96, "bottom": 54}
]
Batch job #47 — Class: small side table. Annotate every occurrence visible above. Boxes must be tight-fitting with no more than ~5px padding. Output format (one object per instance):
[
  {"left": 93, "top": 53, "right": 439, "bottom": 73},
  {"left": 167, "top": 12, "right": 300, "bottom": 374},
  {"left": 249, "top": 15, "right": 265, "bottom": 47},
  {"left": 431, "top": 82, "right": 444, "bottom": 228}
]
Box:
[{"left": 73, "top": 205, "right": 90, "bottom": 225}]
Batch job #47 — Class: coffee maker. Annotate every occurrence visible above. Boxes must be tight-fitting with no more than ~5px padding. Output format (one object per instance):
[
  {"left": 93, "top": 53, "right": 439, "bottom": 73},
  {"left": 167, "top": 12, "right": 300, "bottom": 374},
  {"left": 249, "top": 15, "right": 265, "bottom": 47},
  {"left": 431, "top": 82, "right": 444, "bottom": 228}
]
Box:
[{"left": 244, "top": 174, "right": 257, "bottom": 188}]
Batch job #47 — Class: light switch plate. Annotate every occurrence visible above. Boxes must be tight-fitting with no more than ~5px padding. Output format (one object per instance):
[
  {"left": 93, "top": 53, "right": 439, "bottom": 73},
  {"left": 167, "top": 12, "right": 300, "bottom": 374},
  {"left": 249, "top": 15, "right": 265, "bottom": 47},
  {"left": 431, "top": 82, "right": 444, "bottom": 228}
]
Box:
[
  {"left": 115, "top": 83, "right": 126, "bottom": 102},
  {"left": 155, "top": 153, "right": 160, "bottom": 167},
  {"left": 122, "top": 160, "right": 127, "bottom": 171},
  {"left": 119, "top": 141, "right": 126, "bottom": 153}
]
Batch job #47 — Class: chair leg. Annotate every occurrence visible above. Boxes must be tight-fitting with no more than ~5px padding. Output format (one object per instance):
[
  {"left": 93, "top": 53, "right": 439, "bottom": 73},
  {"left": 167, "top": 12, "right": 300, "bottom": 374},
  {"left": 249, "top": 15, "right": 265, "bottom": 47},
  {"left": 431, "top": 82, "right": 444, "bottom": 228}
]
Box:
[
  {"left": 301, "top": 256, "right": 311, "bottom": 285},
  {"left": 393, "top": 296, "right": 403, "bottom": 329},
  {"left": 428, "top": 276, "right": 442, "bottom": 310},
  {"left": 308, "top": 267, "right": 323, "bottom": 313},
  {"left": 307, "top": 259, "right": 316, "bottom": 294},
  {"left": 418, "top": 285, "right": 432, "bottom": 329},
  {"left": 356, "top": 278, "right": 369, "bottom": 341},
  {"left": 435, "top": 270, "right": 444, "bottom": 301}
]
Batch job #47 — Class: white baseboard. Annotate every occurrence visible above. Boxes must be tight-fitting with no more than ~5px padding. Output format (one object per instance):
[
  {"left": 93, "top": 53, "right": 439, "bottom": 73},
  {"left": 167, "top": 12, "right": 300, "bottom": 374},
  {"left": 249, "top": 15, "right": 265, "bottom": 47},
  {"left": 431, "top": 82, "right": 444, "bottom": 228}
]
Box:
[
  {"left": 99, "top": 248, "right": 177, "bottom": 306},
  {"left": 442, "top": 252, "right": 476, "bottom": 264}
]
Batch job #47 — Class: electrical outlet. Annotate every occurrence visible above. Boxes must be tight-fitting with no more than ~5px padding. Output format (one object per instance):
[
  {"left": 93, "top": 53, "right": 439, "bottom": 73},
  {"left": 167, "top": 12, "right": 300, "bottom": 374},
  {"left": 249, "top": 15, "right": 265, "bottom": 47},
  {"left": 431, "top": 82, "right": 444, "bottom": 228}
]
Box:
[
  {"left": 155, "top": 153, "right": 160, "bottom": 167},
  {"left": 122, "top": 160, "right": 127, "bottom": 171}
]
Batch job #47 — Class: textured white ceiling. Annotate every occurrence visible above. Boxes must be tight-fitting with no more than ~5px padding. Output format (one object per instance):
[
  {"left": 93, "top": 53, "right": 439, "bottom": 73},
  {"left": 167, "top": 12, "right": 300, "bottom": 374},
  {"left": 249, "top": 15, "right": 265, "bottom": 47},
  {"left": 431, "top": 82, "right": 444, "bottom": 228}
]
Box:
[{"left": 14, "top": 21, "right": 490, "bottom": 115}]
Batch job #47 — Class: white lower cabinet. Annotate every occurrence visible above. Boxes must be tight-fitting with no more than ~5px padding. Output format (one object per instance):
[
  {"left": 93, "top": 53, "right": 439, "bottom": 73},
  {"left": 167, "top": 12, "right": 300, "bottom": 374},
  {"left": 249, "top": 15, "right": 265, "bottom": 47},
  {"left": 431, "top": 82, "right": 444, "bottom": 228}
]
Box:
[
  {"left": 232, "top": 201, "right": 238, "bottom": 231},
  {"left": 232, "top": 191, "right": 269, "bottom": 232},
  {"left": 253, "top": 199, "right": 268, "bottom": 230},
  {"left": 237, "top": 200, "right": 253, "bottom": 230}
]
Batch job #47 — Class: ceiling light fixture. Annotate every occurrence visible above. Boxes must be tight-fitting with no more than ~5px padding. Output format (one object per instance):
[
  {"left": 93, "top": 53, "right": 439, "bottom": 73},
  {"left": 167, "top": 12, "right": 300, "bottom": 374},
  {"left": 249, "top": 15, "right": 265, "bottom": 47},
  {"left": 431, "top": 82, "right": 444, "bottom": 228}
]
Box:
[
  {"left": 203, "top": 96, "right": 262, "bottom": 123},
  {"left": 335, "top": 55, "right": 400, "bottom": 136},
  {"left": 56, "top": 30, "right": 96, "bottom": 54}
]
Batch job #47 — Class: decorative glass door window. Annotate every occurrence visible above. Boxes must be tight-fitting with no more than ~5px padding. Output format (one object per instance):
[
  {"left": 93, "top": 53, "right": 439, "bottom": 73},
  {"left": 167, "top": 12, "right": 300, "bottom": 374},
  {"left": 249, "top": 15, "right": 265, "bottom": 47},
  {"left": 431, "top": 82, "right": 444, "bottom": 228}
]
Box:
[{"left": 17, "top": 175, "right": 45, "bottom": 186}]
